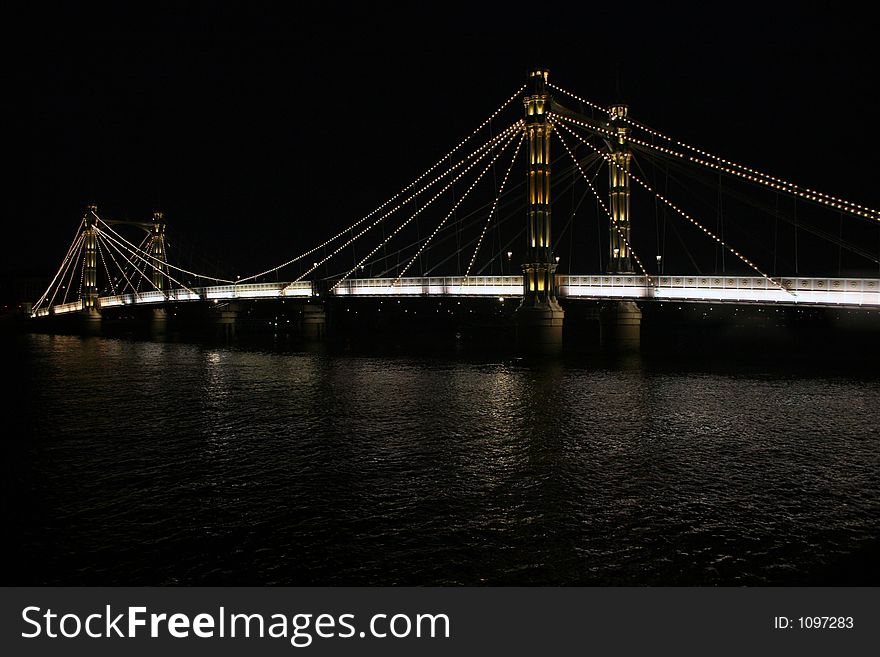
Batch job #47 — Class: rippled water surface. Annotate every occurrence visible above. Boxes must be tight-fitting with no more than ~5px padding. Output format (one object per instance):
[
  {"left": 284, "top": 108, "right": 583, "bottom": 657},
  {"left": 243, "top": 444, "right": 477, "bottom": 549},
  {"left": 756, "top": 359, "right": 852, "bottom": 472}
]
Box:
[{"left": 5, "top": 333, "right": 879, "bottom": 585}]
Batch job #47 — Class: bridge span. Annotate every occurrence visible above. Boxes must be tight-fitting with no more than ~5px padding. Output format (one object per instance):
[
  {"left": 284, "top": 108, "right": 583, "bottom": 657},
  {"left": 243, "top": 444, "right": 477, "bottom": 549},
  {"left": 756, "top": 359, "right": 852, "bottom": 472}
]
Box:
[{"left": 33, "top": 275, "right": 880, "bottom": 317}]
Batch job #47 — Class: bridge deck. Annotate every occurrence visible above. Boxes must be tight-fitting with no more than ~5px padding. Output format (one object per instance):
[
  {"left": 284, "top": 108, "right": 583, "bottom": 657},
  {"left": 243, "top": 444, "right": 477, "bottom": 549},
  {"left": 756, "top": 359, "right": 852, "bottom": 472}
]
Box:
[{"left": 32, "top": 275, "right": 880, "bottom": 316}]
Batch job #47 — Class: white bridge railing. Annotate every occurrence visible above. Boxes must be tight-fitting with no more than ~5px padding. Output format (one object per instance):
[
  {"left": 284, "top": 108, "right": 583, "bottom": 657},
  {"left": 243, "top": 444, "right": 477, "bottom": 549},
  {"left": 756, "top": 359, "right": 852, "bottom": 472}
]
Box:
[{"left": 32, "top": 275, "right": 880, "bottom": 316}]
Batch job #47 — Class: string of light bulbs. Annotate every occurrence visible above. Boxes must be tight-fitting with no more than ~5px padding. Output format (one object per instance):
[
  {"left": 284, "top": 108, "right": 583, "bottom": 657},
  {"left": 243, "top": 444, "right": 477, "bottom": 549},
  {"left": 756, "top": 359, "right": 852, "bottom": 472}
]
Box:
[
  {"left": 96, "top": 226, "right": 199, "bottom": 298},
  {"left": 93, "top": 214, "right": 235, "bottom": 283},
  {"left": 553, "top": 115, "right": 790, "bottom": 293},
  {"left": 325, "top": 121, "right": 525, "bottom": 291},
  {"left": 288, "top": 121, "right": 523, "bottom": 287},
  {"left": 395, "top": 130, "right": 520, "bottom": 285},
  {"left": 44, "top": 234, "right": 85, "bottom": 312},
  {"left": 464, "top": 132, "right": 524, "bottom": 278},
  {"left": 237, "top": 85, "right": 527, "bottom": 284},
  {"left": 95, "top": 237, "right": 117, "bottom": 296},
  {"left": 97, "top": 233, "right": 144, "bottom": 299},
  {"left": 624, "top": 134, "right": 880, "bottom": 220},
  {"left": 32, "top": 221, "right": 85, "bottom": 312},
  {"left": 551, "top": 122, "right": 653, "bottom": 283},
  {"left": 547, "top": 83, "right": 608, "bottom": 115}
]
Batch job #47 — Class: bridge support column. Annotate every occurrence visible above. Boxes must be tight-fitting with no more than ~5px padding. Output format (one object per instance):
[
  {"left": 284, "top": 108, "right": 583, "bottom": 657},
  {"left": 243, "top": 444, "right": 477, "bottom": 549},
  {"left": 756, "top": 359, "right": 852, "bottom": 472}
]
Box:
[
  {"left": 301, "top": 303, "right": 327, "bottom": 340},
  {"left": 78, "top": 205, "right": 102, "bottom": 335},
  {"left": 150, "top": 308, "right": 168, "bottom": 338},
  {"left": 78, "top": 309, "right": 102, "bottom": 335},
  {"left": 607, "top": 104, "right": 633, "bottom": 274},
  {"left": 605, "top": 301, "right": 642, "bottom": 351},
  {"left": 209, "top": 303, "right": 240, "bottom": 339},
  {"left": 515, "top": 68, "right": 565, "bottom": 354}
]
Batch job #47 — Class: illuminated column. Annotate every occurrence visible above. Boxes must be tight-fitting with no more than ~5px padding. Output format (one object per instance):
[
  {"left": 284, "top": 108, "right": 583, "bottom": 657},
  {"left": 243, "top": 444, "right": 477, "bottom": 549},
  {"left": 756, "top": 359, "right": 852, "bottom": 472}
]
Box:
[
  {"left": 150, "top": 211, "right": 168, "bottom": 291},
  {"left": 515, "top": 68, "right": 564, "bottom": 352},
  {"left": 82, "top": 205, "right": 99, "bottom": 311},
  {"left": 608, "top": 104, "right": 633, "bottom": 273}
]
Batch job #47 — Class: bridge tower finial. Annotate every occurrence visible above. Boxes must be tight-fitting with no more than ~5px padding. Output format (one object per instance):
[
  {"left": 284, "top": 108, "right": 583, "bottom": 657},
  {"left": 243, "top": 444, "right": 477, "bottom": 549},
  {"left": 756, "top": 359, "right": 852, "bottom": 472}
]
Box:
[
  {"left": 515, "top": 68, "right": 565, "bottom": 352},
  {"left": 607, "top": 103, "right": 634, "bottom": 273}
]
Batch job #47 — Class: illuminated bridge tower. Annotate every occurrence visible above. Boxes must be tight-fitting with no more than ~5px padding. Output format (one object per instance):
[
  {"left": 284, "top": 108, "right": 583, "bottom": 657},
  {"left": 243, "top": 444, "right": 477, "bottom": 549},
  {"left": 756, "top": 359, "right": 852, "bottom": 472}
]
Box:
[
  {"left": 80, "top": 205, "right": 102, "bottom": 332},
  {"left": 605, "top": 104, "right": 642, "bottom": 349},
  {"left": 150, "top": 211, "right": 168, "bottom": 291},
  {"left": 608, "top": 103, "right": 633, "bottom": 273},
  {"left": 515, "top": 68, "right": 564, "bottom": 352}
]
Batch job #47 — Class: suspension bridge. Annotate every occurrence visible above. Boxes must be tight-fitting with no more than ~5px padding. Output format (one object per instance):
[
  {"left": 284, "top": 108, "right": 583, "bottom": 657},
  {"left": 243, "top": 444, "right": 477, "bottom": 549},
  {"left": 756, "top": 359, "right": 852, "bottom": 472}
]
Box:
[{"left": 30, "top": 69, "right": 880, "bottom": 350}]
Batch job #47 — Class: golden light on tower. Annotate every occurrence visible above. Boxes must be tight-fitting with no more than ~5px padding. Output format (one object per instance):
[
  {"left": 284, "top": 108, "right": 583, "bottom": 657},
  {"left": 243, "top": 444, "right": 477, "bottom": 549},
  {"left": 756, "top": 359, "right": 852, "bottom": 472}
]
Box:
[
  {"left": 608, "top": 103, "right": 634, "bottom": 273},
  {"left": 515, "top": 68, "right": 564, "bottom": 352}
]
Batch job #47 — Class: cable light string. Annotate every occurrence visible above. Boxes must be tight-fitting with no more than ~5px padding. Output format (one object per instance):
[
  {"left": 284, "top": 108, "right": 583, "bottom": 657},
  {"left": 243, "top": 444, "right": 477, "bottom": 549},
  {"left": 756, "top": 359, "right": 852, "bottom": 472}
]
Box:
[
  {"left": 95, "top": 231, "right": 154, "bottom": 293},
  {"left": 98, "top": 233, "right": 141, "bottom": 300},
  {"left": 624, "top": 134, "right": 880, "bottom": 221},
  {"left": 289, "top": 121, "right": 523, "bottom": 287},
  {"left": 97, "top": 233, "right": 143, "bottom": 299},
  {"left": 58, "top": 238, "right": 84, "bottom": 307},
  {"left": 32, "top": 220, "right": 86, "bottom": 312},
  {"left": 95, "top": 226, "right": 200, "bottom": 298},
  {"left": 395, "top": 130, "right": 520, "bottom": 285},
  {"left": 65, "top": 240, "right": 86, "bottom": 306},
  {"left": 548, "top": 84, "right": 878, "bottom": 220},
  {"left": 327, "top": 120, "right": 525, "bottom": 291},
  {"left": 76, "top": 238, "right": 88, "bottom": 302},
  {"left": 36, "top": 233, "right": 82, "bottom": 312},
  {"left": 551, "top": 122, "right": 653, "bottom": 283},
  {"left": 95, "top": 237, "right": 117, "bottom": 295},
  {"left": 42, "top": 234, "right": 85, "bottom": 312},
  {"left": 654, "top": 151, "right": 880, "bottom": 265},
  {"left": 97, "top": 227, "right": 201, "bottom": 299},
  {"left": 92, "top": 213, "right": 235, "bottom": 283},
  {"left": 281, "top": 120, "right": 521, "bottom": 284},
  {"left": 236, "top": 85, "right": 527, "bottom": 284},
  {"left": 464, "top": 131, "right": 524, "bottom": 277},
  {"left": 553, "top": 115, "right": 790, "bottom": 293},
  {"left": 548, "top": 83, "right": 608, "bottom": 115}
]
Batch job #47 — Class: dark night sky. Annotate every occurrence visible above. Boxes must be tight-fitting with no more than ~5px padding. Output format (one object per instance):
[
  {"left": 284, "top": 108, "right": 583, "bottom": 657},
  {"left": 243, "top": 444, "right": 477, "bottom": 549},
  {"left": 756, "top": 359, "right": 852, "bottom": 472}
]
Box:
[{"left": 9, "top": 1, "right": 880, "bottom": 283}]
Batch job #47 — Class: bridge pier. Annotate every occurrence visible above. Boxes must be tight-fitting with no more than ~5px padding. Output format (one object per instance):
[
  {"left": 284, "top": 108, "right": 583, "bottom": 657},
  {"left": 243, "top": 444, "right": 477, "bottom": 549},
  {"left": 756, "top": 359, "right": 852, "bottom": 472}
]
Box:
[
  {"left": 515, "top": 68, "right": 564, "bottom": 354},
  {"left": 78, "top": 309, "right": 102, "bottom": 335},
  {"left": 300, "top": 303, "right": 327, "bottom": 340},
  {"left": 605, "top": 301, "right": 642, "bottom": 351},
  {"left": 149, "top": 308, "right": 168, "bottom": 338},
  {"left": 516, "top": 305, "right": 565, "bottom": 354},
  {"left": 208, "top": 304, "right": 239, "bottom": 340}
]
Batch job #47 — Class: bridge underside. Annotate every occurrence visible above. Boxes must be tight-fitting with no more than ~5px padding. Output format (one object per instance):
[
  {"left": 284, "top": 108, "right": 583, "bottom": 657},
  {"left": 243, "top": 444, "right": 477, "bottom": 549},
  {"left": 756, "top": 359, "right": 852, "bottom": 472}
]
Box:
[{"left": 32, "top": 275, "right": 880, "bottom": 317}]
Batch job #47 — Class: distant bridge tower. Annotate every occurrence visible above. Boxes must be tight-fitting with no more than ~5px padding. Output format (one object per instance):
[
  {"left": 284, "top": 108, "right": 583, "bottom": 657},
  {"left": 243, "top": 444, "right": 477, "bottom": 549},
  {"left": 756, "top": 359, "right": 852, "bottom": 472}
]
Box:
[
  {"left": 607, "top": 103, "right": 633, "bottom": 273},
  {"left": 79, "top": 204, "right": 102, "bottom": 333},
  {"left": 515, "top": 68, "right": 564, "bottom": 352},
  {"left": 150, "top": 211, "right": 168, "bottom": 290},
  {"left": 82, "top": 205, "right": 99, "bottom": 311}
]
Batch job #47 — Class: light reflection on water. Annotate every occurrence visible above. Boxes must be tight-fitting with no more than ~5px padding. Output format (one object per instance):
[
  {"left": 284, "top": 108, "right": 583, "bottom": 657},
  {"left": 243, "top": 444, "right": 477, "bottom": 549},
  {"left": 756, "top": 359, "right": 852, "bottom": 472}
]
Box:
[{"left": 5, "top": 333, "right": 879, "bottom": 585}]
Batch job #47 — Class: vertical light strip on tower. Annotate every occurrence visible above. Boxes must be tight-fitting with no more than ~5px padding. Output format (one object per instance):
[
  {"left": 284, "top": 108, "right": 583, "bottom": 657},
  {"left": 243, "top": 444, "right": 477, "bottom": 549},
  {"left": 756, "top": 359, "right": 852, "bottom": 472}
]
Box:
[
  {"left": 521, "top": 68, "right": 559, "bottom": 304},
  {"left": 82, "top": 206, "right": 99, "bottom": 310},
  {"left": 608, "top": 103, "right": 634, "bottom": 273}
]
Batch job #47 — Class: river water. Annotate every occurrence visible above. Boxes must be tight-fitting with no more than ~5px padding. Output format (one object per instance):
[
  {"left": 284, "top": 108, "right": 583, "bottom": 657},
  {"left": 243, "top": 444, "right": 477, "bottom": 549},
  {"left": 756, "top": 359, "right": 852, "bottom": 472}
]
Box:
[{"left": 5, "top": 333, "right": 879, "bottom": 585}]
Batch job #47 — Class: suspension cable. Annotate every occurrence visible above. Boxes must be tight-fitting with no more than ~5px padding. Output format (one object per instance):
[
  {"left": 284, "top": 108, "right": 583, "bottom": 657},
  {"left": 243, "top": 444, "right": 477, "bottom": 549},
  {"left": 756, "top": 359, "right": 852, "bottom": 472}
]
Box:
[
  {"left": 395, "top": 130, "right": 520, "bottom": 284},
  {"left": 94, "top": 213, "right": 234, "bottom": 283},
  {"left": 96, "top": 226, "right": 199, "bottom": 298},
  {"left": 552, "top": 123, "right": 653, "bottom": 282},
  {"left": 328, "top": 121, "right": 524, "bottom": 291},
  {"left": 32, "top": 220, "right": 85, "bottom": 311},
  {"left": 285, "top": 121, "right": 523, "bottom": 286},
  {"left": 465, "top": 131, "right": 524, "bottom": 277},
  {"left": 97, "top": 233, "right": 143, "bottom": 298},
  {"left": 236, "top": 86, "right": 526, "bottom": 283},
  {"left": 625, "top": 134, "right": 880, "bottom": 221},
  {"left": 554, "top": 114, "right": 790, "bottom": 293}
]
